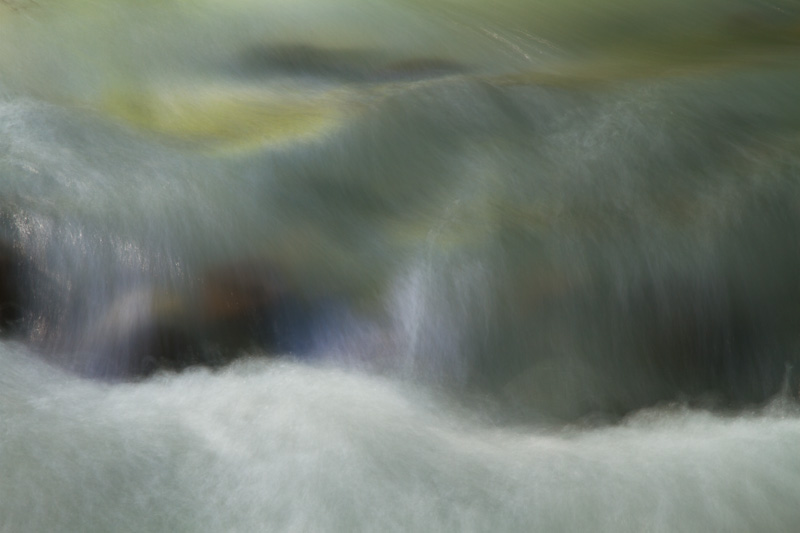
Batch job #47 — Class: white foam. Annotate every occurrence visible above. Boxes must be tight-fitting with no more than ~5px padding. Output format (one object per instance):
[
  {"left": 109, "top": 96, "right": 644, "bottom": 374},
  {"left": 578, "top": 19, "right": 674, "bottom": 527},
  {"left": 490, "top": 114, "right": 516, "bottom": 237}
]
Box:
[{"left": 2, "top": 343, "right": 799, "bottom": 532}]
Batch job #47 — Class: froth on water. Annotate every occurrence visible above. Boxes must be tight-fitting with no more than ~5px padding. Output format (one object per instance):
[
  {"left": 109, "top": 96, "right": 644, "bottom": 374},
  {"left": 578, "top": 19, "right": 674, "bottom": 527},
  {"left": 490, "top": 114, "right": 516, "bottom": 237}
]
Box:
[{"left": 2, "top": 344, "right": 800, "bottom": 532}]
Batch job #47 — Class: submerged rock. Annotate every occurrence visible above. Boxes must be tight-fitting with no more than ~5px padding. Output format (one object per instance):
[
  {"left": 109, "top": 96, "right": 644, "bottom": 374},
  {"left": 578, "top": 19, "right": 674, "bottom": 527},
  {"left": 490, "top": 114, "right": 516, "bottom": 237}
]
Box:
[
  {"left": 234, "top": 43, "right": 466, "bottom": 83},
  {"left": 78, "top": 259, "right": 322, "bottom": 380}
]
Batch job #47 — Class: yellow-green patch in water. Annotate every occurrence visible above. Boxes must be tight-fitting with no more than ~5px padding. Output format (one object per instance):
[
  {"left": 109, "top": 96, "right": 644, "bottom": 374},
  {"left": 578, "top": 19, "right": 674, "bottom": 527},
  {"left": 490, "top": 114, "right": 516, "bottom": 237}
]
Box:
[{"left": 102, "top": 85, "right": 346, "bottom": 150}]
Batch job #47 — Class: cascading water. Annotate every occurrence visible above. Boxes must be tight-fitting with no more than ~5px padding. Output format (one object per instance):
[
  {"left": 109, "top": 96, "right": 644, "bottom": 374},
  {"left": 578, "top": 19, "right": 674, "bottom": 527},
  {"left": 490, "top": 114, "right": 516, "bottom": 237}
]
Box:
[{"left": 3, "top": 0, "right": 800, "bottom": 531}]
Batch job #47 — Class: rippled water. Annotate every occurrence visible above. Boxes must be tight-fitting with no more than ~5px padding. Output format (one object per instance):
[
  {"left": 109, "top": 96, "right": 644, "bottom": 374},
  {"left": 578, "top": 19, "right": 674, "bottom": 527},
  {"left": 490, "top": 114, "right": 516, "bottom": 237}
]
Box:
[{"left": 2, "top": 1, "right": 800, "bottom": 531}]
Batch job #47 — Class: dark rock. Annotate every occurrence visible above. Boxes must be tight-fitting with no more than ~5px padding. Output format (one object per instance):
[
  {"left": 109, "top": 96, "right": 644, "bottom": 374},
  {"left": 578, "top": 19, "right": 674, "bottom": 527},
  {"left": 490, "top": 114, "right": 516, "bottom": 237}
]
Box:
[{"left": 0, "top": 239, "right": 22, "bottom": 332}]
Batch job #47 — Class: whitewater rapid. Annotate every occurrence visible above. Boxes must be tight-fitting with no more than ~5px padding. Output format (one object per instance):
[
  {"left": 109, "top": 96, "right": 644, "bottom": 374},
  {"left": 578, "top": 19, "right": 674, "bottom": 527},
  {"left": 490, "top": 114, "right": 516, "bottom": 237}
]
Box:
[{"left": 3, "top": 343, "right": 800, "bottom": 532}]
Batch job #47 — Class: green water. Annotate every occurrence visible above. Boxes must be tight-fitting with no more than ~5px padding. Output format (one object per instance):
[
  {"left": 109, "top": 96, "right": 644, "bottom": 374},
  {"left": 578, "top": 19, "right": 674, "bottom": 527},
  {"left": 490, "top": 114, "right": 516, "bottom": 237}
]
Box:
[{"left": 2, "top": 1, "right": 800, "bottom": 530}]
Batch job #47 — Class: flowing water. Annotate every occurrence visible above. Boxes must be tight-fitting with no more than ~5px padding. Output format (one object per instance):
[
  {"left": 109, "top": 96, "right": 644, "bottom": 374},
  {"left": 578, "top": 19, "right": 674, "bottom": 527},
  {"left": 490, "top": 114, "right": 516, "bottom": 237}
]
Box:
[{"left": 2, "top": 1, "right": 800, "bottom": 531}]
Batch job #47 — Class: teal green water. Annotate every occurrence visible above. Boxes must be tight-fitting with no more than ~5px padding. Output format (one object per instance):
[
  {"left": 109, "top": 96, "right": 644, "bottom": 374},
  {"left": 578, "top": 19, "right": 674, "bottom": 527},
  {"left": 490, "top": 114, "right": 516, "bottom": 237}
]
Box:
[{"left": 2, "top": 1, "right": 800, "bottom": 530}]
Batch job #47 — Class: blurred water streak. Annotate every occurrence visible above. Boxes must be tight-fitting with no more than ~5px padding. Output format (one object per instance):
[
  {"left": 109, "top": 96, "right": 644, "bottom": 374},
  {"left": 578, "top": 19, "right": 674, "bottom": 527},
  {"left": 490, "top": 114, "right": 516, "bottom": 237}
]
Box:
[{"left": 2, "top": 1, "right": 800, "bottom": 531}]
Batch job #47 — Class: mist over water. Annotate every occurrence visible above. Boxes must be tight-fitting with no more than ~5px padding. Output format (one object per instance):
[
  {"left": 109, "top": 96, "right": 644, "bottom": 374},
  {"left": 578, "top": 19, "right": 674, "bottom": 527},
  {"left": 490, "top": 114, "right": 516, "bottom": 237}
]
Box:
[{"left": 2, "top": 0, "right": 800, "bottom": 531}]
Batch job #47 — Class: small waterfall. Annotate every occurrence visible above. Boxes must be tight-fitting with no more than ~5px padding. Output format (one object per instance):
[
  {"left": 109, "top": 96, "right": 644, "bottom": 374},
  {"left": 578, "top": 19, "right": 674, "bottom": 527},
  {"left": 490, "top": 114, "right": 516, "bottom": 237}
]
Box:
[{"left": 2, "top": 0, "right": 800, "bottom": 531}]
